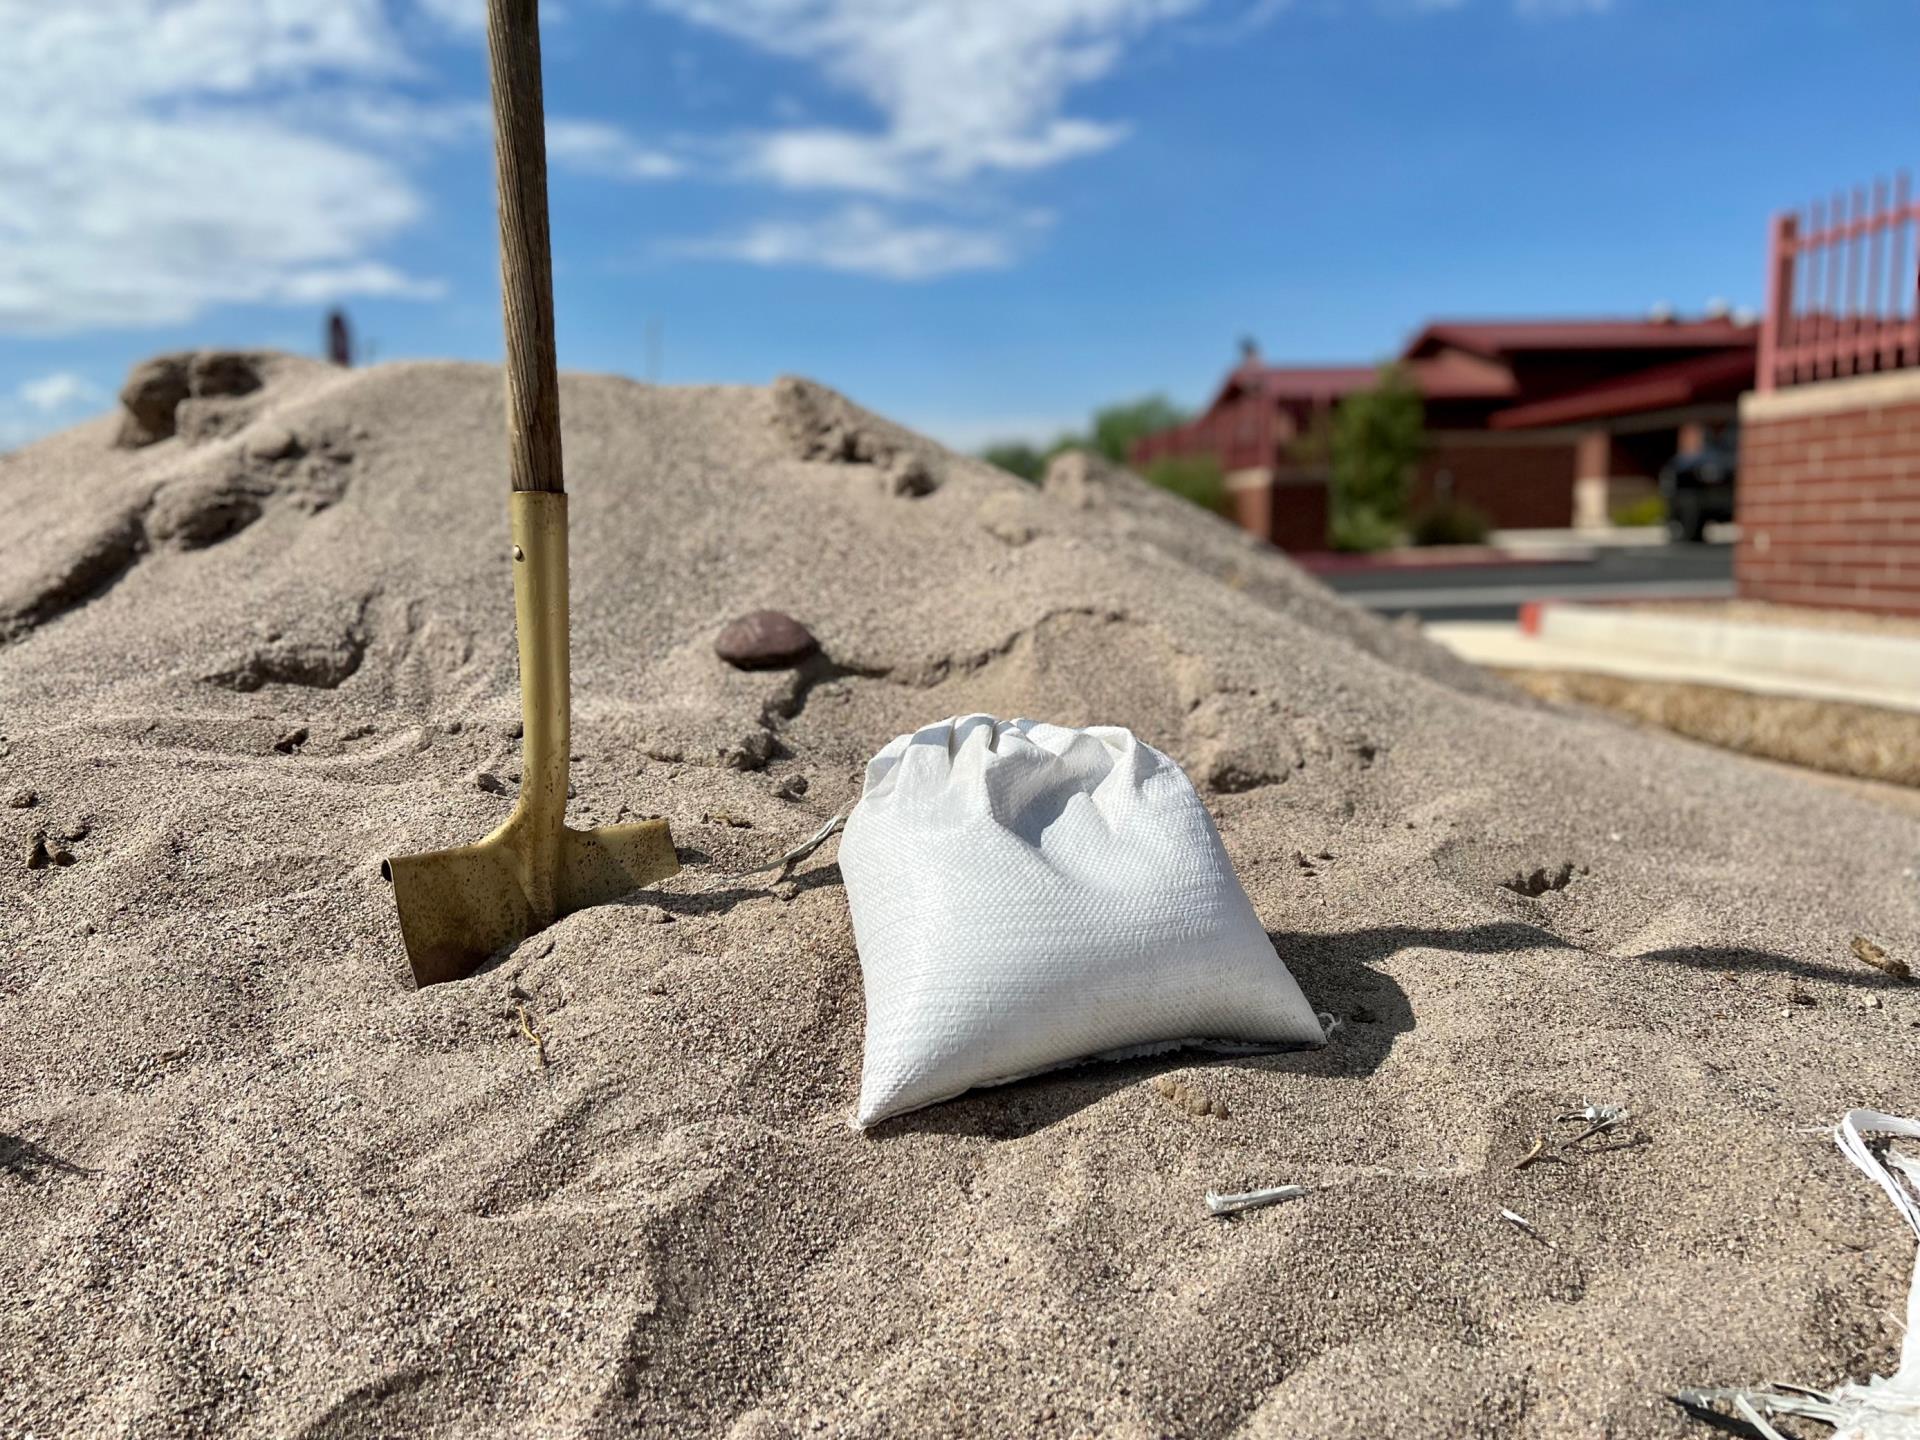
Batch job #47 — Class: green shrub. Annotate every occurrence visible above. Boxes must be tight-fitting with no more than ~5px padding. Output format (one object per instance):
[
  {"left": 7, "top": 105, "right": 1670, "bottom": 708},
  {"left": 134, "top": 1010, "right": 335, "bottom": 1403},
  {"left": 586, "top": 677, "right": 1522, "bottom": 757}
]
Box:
[
  {"left": 1611, "top": 494, "right": 1667, "bottom": 528},
  {"left": 1331, "top": 364, "right": 1424, "bottom": 545},
  {"left": 979, "top": 442, "right": 1045, "bottom": 483},
  {"left": 1329, "top": 506, "right": 1401, "bottom": 553},
  {"left": 1091, "top": 396, "right": 1189, "bottom": 466},
  {"left": 1145, "top": 454, "right": 1227, "bottom": 512},
  {"left": 1410, "top": 498, "right": 1492, "bottom": 546}
]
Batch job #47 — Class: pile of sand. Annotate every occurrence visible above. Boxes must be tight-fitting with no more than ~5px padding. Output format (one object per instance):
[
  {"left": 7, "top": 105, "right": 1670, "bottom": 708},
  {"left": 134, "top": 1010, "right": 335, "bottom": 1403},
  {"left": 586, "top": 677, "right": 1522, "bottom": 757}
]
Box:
[{"left": 2, "top": 355, "right": 1916, "bottom": 1438}]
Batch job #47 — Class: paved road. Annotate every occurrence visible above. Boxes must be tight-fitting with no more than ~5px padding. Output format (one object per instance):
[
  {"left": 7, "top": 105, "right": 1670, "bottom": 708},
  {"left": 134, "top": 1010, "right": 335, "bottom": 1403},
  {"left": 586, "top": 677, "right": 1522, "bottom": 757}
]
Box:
[{"left": 1321, "top": 543, "right": 1735, "bottom": 622}]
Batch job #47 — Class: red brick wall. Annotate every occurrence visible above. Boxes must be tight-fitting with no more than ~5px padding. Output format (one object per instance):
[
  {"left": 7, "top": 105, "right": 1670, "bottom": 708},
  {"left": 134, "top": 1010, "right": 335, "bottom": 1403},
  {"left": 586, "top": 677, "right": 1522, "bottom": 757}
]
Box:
[
  {"left": 1414, "top": 436, "right": 1578, "bottom": 529},
  {"left": 1269, "top": 480, "right": 1330, "bottom": 551},
  {"left": 1736, "top": 374, "right": 1920, "bottom": 615}
]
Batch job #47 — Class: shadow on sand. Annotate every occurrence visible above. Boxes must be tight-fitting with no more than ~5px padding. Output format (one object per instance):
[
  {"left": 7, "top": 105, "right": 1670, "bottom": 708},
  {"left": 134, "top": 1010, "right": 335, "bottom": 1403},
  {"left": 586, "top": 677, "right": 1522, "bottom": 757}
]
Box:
[
  {"left": 881, "top": 919, "right": 1589, "bottom": 1141},
  {"left": 1, "top": 1132, "right": 96, "bottom": 1183}
]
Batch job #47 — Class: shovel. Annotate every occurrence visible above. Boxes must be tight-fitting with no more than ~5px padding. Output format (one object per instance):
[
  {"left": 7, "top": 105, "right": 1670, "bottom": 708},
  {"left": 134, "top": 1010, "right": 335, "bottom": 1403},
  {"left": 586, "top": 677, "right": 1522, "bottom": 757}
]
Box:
[{"left": 384, "top": 0, "right": 678, "bottom": 987}]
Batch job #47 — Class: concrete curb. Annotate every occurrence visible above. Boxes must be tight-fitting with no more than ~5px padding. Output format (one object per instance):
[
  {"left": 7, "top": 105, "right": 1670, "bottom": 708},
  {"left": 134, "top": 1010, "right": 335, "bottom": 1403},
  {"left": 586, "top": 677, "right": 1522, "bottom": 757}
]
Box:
[
  {"left": 1429, "top": 619, "right": 1920, "bottom": 714},
  {"left": 1512, "top": 601, "right": 1920, "bottom": 702},
  {"left": 1296, "top": 546, "right": 1594, "bottom": 575}
]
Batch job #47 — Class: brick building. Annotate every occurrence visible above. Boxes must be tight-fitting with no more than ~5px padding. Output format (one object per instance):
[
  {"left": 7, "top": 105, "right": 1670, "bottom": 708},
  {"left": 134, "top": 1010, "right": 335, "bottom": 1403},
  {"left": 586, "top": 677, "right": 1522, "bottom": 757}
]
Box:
[
  {"left": 1735, "top": 177, "right": 1920, "bottom": 615},
  {"left": 1131, "top": 317, "right": 1758, "bottom": 550}
]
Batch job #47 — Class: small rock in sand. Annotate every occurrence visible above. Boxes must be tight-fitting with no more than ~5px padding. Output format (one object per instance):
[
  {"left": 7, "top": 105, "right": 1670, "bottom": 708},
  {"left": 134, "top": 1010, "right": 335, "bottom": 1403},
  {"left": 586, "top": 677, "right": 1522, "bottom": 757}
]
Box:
[
  {"left": 7, "top": 788, "right": 36, "bottom": 809},
  {"left": 884, "top": 455, "right": 937, "bottom": 498},
  {"left": 773, "top": 774, "right": 809, "bottom": 801},
  {"left": 475, "top": 772, "right": 508, "bottom": 794},
  {"left": 273, "top": 726, "right": 309, "bottom": 754},
  {"left": 715, "top": 610, "right": 819, "bottom": 670},
  {"left": 722, "top": 731, "right": 777, "bottom": 772},
  {"left": 633, "top": 905, "right": 674, "bottom": 925},
  {"left": 245, "top": 424, "right": 301, "bottom": 462}
]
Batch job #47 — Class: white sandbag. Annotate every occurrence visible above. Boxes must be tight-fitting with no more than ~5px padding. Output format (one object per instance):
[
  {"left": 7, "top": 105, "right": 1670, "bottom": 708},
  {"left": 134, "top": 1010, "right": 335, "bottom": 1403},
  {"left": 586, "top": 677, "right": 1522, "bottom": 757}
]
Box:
[
  {"left": 1829, "top": 1111, "right": 1920, "bottom": 1439},
  {"left": 839, "top": 714, "right": 1325, "bottom": 1127},
  {"left": 1675, "top": 1111, "right": 1920, "bottom": 1438}
]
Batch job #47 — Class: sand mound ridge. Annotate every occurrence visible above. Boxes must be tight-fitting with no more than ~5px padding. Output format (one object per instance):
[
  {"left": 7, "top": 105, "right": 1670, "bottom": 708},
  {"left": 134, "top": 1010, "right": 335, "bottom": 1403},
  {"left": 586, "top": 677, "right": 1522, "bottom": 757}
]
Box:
[{"left": 2, "top": 356, "right": 1916, "bottom": 1438}]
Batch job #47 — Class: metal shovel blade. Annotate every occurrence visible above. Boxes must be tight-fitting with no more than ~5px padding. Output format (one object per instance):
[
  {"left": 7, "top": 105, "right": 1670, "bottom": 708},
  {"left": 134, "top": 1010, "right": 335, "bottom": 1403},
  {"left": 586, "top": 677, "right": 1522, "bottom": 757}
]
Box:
[
  {"left": 384, "top": 492, "right": 678, "bottom": 987},
  {"left": 385, "top": 814, "right": 677, "bottom": 988}
]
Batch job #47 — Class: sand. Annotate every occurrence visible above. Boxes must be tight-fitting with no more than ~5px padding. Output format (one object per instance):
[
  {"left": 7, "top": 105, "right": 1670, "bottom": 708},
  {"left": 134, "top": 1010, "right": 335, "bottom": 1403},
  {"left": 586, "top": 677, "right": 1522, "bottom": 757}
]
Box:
[
  {"left": 2, "top": 355, "right": 1917, "bottom": 1439},
  {"left": 1501, "top": 668, "right": 1920, "bottom": 789}
]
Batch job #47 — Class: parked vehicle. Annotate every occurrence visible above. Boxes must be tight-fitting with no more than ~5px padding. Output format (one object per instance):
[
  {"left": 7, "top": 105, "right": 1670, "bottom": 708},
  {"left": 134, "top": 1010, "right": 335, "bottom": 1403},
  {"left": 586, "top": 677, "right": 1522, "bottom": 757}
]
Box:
[{"left": 1659, "top": 434, "right": 1737, "bottom": 543}]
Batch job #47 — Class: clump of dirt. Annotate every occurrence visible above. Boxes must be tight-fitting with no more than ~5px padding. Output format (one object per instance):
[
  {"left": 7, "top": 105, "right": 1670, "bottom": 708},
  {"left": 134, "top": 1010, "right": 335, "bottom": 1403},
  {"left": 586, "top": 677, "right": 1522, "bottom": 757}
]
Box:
[
  {"left": 1504, "top": 861, "right": 1579, "bottom": 898},
  {"left": 148, "top": 474, "right": 268, "bottom": 550},
  {"left": 773, "top": 374, "right": 941, "bottom": 497},
  {"left": 113, "top": 350, "right": 266, "bottom": 448}
]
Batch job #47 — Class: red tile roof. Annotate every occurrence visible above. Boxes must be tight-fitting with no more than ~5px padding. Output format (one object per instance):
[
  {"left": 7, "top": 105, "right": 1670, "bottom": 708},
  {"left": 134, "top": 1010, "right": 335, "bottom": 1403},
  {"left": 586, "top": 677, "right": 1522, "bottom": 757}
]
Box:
[
  {"left": 1405, "top": 316, "right": 1758, "bottom": 360},
  {"left": 1405, "top": 349, "right": 1518, "bottom": 400},
  {"left": 1221, "top": 350, "right": 1517, "bottom": 407},
  {"left": 1487, "top": 347, "right": 1757, "bottom": 429}
]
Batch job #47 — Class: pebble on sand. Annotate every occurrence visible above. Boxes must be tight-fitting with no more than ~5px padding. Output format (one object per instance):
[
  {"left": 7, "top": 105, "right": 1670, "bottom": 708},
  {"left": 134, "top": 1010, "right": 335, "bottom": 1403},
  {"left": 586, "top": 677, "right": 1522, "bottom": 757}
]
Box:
[
  {"left": 715, "top": 611, "right": 818, "bottom": 670},
  {"left": 245, "top": 424, "right": 301, "bottom": 462}
]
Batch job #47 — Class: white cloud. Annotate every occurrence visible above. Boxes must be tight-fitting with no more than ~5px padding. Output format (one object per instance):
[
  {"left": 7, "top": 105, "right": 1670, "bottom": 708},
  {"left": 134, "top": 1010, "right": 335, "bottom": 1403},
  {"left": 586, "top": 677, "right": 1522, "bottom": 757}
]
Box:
[
  {"left": 641, "top": 1, "right": 1194, "bottom": 280},
  {"left": 19, "top": 372, "right": 105, "bottom": 414},
  {"left": 0, "top": 1, "right": 441, "bottom": 334},
  {"left": 546, "top": 119, "right": 686, "bottom": 180},
  {"left": 0, "top": 370, "right": 110, "bottom": 450},
  {"left": 676, "top": 205, "right": 1030, "bottom": 280},
  {"left": 414, "top": 0, "right": 487, "bottom": 32},
  {"left": 649, "top": 0, "right": 1198, "bottom": 196},
  {"left": 0, "top": 0, "right": 663, "bottom": 335}
]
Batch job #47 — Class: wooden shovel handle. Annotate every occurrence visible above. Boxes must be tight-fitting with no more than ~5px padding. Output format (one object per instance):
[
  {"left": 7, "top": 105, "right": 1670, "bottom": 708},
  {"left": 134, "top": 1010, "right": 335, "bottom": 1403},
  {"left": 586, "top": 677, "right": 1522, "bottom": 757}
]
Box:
[{"left": 487, "top": 0, "right": 563, "bottom": 494}]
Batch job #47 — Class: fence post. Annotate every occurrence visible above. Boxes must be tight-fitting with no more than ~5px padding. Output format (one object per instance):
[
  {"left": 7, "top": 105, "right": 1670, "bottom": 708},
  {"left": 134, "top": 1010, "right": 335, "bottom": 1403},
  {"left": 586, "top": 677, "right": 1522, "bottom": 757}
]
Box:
[{"left": 1757, "top": 211, "right": 1797, "bottom": 393}]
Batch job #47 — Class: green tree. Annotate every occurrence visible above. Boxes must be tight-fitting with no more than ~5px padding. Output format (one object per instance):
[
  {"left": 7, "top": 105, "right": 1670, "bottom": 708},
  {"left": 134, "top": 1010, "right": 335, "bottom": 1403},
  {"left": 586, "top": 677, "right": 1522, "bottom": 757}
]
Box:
[
  {"left": 1329, "top": 364, "right": 1423, "bottom": 552},
  {"left": 1089, "top": 395, "right": 1188, "bottom": 466},
  {"left": 979, "top": 441, "right": 1047, "bottom": 483},
  {"left": 979, "top": 395, "right": 1203, "bottom": 506},
  {"left": 1145, "top": 454, "right": 1226, "bottom": 513}
]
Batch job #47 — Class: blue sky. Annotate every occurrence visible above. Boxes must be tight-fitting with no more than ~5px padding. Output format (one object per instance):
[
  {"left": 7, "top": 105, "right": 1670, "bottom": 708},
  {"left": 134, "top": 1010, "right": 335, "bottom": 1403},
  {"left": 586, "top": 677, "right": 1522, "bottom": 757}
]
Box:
[{"left": 2, "top": 0, "right": 1916, "bottom": 453}]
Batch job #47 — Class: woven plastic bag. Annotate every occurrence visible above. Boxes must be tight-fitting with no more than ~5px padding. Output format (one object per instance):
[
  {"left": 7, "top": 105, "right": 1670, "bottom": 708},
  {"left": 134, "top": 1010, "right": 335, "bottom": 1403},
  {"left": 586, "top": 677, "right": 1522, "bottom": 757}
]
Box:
[{"left": 839, "top": 714, "right": 1326, "bottom": 1127}]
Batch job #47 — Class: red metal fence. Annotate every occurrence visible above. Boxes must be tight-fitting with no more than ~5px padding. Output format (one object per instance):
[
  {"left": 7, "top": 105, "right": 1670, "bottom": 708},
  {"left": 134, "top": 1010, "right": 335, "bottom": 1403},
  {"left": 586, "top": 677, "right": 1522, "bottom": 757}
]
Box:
[{"left": 1758, "top": 172, "right": 1920, "bottom": 391}]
